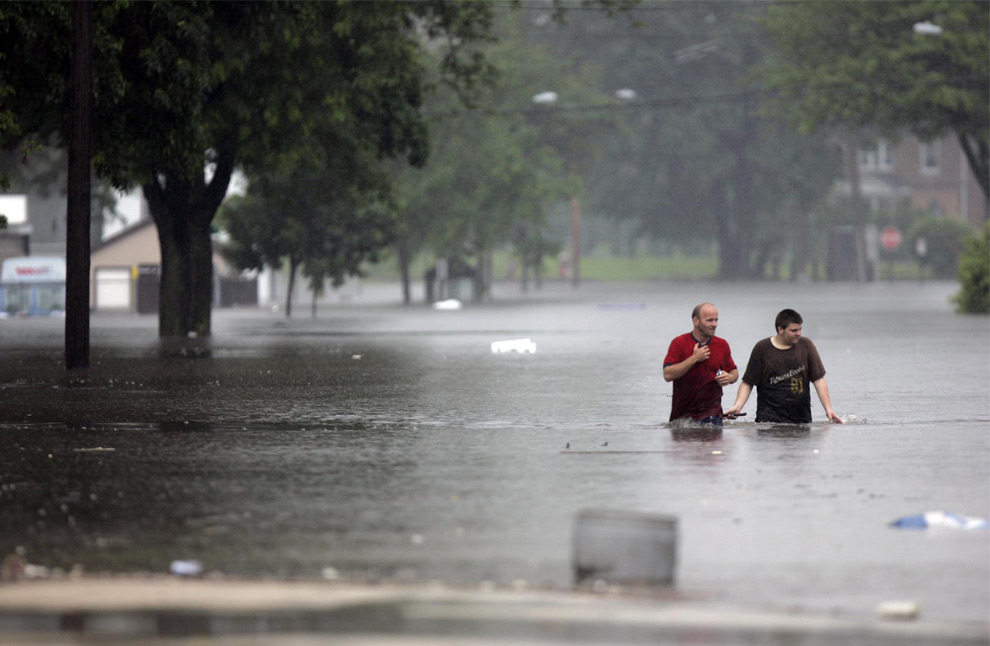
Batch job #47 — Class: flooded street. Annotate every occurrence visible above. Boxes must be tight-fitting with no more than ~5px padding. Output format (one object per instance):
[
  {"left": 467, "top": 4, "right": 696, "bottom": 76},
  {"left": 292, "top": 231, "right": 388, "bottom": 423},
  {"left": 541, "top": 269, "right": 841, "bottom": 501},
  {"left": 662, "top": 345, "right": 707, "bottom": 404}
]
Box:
[{"left": 0, "top": 280, "right": 987, "bottom": 624}]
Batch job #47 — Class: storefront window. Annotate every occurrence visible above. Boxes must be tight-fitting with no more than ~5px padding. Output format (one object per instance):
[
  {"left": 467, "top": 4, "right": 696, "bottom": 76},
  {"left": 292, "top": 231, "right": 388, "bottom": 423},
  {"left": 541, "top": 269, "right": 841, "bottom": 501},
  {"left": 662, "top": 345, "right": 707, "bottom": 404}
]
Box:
[
  {"left": 4, "top": 285, "right": 31, "bottom": 315},
  {"left": 37, "top": 285, "right": 65, "bottom": 312}
]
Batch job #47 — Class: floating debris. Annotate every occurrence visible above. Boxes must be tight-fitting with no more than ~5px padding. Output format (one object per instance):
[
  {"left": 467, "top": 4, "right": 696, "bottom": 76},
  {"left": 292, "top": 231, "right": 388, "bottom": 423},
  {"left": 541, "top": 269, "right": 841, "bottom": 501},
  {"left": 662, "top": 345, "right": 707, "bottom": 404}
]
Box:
[
  {"left": 491, "top": 339, "right": 536, "bottom": 354},
  {"left": 889, "top": 511, "right": 990, "bottom": 530},
  {"left": 433, "top": 299, "right": 462, "bottom": 311},
  {"left": 169, "top": 559, "right": 204, "bottom": 577},
  {"left": 877, "top": 600, "right": 920, "bottom": 620}
]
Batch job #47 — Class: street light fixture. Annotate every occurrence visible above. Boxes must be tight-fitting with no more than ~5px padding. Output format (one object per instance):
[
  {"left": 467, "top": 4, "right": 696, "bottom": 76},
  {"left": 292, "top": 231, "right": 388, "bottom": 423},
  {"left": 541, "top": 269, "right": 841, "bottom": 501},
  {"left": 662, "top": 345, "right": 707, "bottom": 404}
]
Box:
[
  {"left": 531, "top": 91, "right": 559, "bottom": 105},
  {"left": 912, "top": 21, "right": 943, "bottom": 35}
]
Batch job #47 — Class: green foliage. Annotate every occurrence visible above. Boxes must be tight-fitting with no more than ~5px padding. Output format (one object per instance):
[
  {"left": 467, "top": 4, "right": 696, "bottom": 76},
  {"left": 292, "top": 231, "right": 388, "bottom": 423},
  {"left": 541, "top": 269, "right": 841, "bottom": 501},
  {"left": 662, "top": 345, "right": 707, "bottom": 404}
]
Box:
[
  {"left": 220, "top": 147, "right": 396, "bottom": 309},
  {"left": 390, "top": 12, "right": 582, "bottom": 280},
  {"left": 391, "top": 3, "right": 845, "bottom": 286},
  {"left": 954, "top": 222, "right": 990, "bottom": 314},
  {"left": 547, "top": 1, "right": 840, "bottom": 278},
  {"left": 907, "top": 216, "right": 973, "bottom": 278},
  {"left": 759, "top": 0, "right": 990, "bottom": 200},
  {"left": 580, "top": 252, "right": 717, "bottom": 281},
  {"left": 2, "top": 0, "right": 507, "bottom": 333}
]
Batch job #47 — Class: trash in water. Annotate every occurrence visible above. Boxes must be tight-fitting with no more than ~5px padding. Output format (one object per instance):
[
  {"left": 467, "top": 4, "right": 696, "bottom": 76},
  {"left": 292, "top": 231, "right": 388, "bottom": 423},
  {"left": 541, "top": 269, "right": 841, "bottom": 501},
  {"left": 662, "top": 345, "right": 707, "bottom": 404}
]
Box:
[
  {"left": 433, "top": 299, "right": 462, "bottom": 310},
  {"left": 889, "top": 511, "right": 990, "bottom": 530},
  {"left": 170, "top": 559, "right": 204, "bottom": 576},
  {"left": 877, "top": 600, "right": 920, "bottom": 620},
  {"left": 491, "top": 338, "right": 536, "bottom": 354},
  {"left": 1, "top": 555, "right": 50, "bottom": 581}
]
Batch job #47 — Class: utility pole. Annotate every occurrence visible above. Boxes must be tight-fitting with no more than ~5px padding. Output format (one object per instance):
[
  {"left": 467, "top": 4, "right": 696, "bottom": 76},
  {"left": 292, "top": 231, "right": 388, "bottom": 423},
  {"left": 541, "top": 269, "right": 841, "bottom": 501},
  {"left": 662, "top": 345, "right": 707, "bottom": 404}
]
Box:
[{"left": 66, "top": 0, "right": 93, "bottom": 369}]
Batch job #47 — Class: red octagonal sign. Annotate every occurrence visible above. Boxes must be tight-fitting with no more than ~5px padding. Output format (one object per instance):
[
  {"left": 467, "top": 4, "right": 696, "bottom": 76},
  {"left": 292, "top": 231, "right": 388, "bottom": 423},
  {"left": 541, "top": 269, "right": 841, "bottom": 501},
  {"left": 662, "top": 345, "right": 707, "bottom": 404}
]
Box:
[{"left": 881, "top": 226, "right": 902, "bottom": 251}]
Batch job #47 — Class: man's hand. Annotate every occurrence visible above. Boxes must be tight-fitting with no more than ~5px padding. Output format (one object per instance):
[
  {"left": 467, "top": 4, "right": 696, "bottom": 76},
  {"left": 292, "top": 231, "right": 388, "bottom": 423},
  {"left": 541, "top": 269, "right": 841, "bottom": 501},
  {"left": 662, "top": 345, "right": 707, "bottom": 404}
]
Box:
[
  {"left": 723, "top": 405, "right": 742, "bottom": 419},
  {"left": 692, "top": 343, "right": 710, "bottom": 363},
  {"left": 663, "top": 342, "right": 712, "bottom": 382},
  {"left": 715, "top": 368, "right": 737, "bottom": 387}
]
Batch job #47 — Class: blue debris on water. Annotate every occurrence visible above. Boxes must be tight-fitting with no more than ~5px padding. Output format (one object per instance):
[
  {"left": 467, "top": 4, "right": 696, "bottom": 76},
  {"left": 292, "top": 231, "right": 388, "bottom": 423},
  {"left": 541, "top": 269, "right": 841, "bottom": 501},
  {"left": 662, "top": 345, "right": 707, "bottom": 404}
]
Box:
[
  {"left": 170, "top": 559, "right": 204, "bottom": 576},
  {"left": 889, "top": 511, "right": 990, "bottom": 530}
]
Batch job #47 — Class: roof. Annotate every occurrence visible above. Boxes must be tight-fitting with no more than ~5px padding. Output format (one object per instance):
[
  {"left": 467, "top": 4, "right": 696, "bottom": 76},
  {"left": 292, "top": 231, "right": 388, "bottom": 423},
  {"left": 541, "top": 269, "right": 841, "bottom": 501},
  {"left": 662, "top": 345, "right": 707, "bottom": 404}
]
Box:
[{"left": 92, "top": 217, "right": 156, "bottom": 252}]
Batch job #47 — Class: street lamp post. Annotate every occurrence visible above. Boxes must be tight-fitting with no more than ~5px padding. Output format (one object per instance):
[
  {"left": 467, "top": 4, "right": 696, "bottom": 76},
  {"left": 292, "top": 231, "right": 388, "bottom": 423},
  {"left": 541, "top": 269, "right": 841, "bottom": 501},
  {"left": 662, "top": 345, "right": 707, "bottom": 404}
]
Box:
[
  {"left": 532, "top": 91, "right": 582, "bottom": 286},
  {"left": 531, "top": 89, "right": 636, "bottom": 287}
]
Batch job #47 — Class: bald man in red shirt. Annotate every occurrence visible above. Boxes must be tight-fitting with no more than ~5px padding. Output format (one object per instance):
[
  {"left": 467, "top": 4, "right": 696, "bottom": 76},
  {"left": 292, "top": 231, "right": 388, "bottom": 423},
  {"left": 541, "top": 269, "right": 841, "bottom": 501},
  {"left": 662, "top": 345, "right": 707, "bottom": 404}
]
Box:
[{"left": 664, "top": 302, "right": 738, "bottom": 425}]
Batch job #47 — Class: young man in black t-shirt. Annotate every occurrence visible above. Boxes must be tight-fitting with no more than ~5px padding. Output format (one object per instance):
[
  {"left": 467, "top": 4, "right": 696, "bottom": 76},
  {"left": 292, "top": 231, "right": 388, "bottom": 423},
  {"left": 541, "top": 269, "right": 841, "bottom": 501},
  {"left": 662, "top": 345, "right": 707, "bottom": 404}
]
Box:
[{"left": 725, "top": 309, "right": 842, "bottom": 424}]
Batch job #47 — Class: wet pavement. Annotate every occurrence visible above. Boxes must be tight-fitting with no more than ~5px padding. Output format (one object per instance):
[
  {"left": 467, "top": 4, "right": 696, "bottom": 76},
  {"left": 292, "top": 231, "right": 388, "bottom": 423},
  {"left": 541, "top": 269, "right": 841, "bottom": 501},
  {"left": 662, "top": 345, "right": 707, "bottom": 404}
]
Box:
[
  {"left": 0, "top": 578, "right": 987, "bottom": 645},
  {"left": 0, "top": 279, "right": 987, "bottom": 643}
]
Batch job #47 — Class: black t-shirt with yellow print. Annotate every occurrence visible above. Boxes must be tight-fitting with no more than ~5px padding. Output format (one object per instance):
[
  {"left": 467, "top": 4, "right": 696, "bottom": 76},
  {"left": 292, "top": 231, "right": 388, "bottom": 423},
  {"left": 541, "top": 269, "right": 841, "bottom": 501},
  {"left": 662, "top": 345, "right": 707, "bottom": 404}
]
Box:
[{"left": 741, "top": 337, "right": 826, "bottom": 424}]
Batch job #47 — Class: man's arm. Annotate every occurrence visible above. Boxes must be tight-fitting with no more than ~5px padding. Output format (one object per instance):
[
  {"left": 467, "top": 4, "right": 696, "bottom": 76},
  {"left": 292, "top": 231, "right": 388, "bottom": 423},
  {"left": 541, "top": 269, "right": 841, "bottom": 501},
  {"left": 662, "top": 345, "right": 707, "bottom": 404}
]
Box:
[
  {"left": 663, "top": 343, "right": 709, "bottom": 382},
  {"left": 723, "top": 381, "right": 752, "bottom": 418},
  {"left": 812, "top": 377, "right": 843, "bottom": 423}
]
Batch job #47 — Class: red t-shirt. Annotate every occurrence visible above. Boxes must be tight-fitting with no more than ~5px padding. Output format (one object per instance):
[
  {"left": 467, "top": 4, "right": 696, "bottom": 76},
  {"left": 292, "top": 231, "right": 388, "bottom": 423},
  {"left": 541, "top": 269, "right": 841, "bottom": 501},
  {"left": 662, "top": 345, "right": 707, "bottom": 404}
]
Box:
[{"left": 664, "top": 333, "right": 736, "bottom": 421}]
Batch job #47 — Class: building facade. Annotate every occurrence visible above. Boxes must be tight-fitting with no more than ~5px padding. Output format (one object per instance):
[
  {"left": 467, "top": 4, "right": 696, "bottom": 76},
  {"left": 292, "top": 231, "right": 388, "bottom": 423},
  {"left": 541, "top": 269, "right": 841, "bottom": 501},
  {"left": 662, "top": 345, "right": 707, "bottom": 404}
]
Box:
[{"left": 855, "top": 133, "right": 986, "bottom": 227}]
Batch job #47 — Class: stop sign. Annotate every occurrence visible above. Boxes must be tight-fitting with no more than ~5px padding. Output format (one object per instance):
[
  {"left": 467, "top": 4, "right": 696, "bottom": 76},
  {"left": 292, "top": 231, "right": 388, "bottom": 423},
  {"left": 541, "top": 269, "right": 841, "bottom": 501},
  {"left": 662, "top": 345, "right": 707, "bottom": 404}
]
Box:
[{"left": 881, "top": 226, "right": 903, "bottom": 251}]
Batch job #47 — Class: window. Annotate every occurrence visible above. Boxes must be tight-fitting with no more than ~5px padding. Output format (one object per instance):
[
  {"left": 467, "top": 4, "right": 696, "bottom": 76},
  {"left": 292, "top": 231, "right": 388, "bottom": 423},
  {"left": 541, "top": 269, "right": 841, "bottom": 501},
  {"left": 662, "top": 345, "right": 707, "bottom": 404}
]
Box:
[
  {"left": 920, "top": 141, "right": 941, "bottom": 175},
  {"left": 0, "top": 195, "right": 27, "bottom": 225},
  {"left": 859, "top": 141, "right": 893, "bottom": 171}
]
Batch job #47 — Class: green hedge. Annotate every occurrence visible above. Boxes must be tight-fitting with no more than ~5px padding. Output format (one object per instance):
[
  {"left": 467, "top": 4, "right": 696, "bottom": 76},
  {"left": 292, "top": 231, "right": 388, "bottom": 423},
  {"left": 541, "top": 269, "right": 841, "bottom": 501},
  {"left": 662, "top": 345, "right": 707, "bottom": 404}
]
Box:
[
  {"left": 908, "top": 216, "right": 973, "bottom": 279},
  {"left": 954, "top": 222, "right": 990, "bottom": 314}
]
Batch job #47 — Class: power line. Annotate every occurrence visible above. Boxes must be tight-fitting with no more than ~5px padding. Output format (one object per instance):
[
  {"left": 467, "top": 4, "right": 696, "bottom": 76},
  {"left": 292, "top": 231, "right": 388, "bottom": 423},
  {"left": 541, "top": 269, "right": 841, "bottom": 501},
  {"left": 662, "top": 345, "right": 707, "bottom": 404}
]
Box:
[{"left": 425, "top": 73, "right": 986, "bottom": 117}]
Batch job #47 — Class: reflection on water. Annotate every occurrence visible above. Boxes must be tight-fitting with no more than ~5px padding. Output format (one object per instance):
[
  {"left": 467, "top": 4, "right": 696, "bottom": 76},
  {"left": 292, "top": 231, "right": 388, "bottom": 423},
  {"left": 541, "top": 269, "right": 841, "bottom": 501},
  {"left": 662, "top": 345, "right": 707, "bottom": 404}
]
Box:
[
  {"left": 754, "top": 425, "right": 812, "bottom": 438},
  {"left": 0, "top": 280, "right": 987, "bottom": 622},
  {"left": 670, "top": 428, "right": 724, "bottom": 443}
]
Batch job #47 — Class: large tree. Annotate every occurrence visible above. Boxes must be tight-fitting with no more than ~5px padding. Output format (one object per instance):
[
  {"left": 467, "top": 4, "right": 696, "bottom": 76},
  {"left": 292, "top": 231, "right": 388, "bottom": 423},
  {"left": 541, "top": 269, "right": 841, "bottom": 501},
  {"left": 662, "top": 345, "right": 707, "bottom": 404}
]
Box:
[
  {"left": 1, "top": 1, "right": 497, "bottom": 338},
  {"left": 531, "top": 1, "right": 840, "bottom": 278},
  {"left": 219, "top": 144, "right": 394, "bottom": 318},
  {"left": 390, "top": 14, "right": 585, "bottom": 303},
  {"left": 759, "top": 0, "right": 990, "bottom": 208}
]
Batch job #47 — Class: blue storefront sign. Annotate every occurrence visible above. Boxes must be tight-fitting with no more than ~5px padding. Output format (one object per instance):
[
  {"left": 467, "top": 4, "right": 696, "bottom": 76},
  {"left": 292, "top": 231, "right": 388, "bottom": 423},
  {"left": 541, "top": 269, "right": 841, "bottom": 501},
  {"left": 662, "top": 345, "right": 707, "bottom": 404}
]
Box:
[{"left": 0, "top": 256, "right": 67, "bottom": 317}]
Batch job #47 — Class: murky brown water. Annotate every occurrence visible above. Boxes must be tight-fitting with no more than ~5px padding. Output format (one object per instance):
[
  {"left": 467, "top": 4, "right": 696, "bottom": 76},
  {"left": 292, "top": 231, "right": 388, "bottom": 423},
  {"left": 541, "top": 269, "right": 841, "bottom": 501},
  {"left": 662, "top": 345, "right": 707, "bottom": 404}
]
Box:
[{"left": 0, "top": 280, "right": 987, "bottom": 623}]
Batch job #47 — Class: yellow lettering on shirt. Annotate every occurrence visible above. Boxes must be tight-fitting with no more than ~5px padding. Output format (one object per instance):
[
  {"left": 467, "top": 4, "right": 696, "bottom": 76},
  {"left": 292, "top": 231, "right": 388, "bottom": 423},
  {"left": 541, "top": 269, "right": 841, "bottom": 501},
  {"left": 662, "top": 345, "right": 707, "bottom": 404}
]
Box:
[{"left": 790, "top": 378, "right": 804, "bottom": 395}]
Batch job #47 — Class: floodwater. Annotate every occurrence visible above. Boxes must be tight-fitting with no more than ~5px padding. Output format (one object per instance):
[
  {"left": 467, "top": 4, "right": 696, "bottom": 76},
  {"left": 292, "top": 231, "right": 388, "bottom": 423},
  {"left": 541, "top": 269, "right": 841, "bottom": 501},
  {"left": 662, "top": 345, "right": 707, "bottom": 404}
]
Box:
[{"left": 0, "top": 280, "right": 987, "bottom": 624}]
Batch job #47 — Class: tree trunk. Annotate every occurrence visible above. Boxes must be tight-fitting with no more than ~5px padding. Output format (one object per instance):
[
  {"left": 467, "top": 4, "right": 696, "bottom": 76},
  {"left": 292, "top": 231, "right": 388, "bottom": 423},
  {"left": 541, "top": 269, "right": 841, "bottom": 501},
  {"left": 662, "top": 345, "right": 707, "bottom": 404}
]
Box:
[
  {"left": 151, "top": 205, "right": 192, "bottom": 338},
  {"left": 65, "top": 0, "right": 92, "bottom": 370},
  {"left": 398, "top": 236, "right": 412, "bottom": 305},
  {"left": 791, "top": 206, "right": 810, "bottom": 281},
  {"left": 843, "top": 133, "right": 869, "bottom": 282},
  {"left": 724, "top": 108, "right": 756, "bottom": 279},
  {"left": 143, "top": 143, "right": 236, "bottom": 339},
  {"left": 189, "top": 217, "right": 214, "bottom": 336},
  {"left": 714, "top": 184, "right": 746, "bottom": 278},
  {"left": 474, "top": 252, "right": 490, "bottom": 303},
  {"left": 569, "top": 195, "right": 581, "bottom": 288},
  {"left": 285, "top": 256, "right": 298, "bottom": 319},
  {"left": 958, "top": 132, "right": 989, "bottom": 219}
]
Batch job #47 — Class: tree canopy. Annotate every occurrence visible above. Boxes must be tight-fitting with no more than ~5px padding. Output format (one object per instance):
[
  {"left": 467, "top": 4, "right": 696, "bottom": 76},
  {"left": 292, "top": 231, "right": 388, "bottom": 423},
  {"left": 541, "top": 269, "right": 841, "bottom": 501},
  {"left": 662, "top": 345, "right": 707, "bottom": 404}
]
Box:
[
  {"left": 522, "top": 1, "right": 840, "bottom": 278},
  {"left": 1, "top": 0, "right": 501, "bottom": 338},
  {"left": 759, "top": 0, "right": 990, "bottom": 202}
]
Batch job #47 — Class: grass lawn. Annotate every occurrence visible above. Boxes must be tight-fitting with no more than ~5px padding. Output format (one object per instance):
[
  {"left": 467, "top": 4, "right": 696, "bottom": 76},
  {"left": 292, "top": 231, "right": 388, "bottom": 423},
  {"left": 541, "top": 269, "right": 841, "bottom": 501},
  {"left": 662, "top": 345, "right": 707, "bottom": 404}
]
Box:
[
  {"left": 363, "top": 251, "right": 720, "bottom": 283},
  {"left": 361, "top": 252, "right": 937, "bottom": 283}
]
